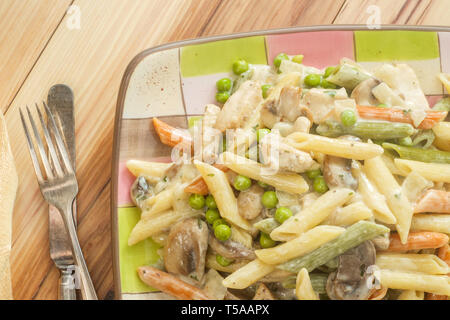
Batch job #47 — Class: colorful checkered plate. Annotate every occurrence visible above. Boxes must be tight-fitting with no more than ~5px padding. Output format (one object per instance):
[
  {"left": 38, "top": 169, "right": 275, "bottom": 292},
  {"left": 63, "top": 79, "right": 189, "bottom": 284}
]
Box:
[{"left": 111, "top": 25, "right": 450, "bottom": 299}]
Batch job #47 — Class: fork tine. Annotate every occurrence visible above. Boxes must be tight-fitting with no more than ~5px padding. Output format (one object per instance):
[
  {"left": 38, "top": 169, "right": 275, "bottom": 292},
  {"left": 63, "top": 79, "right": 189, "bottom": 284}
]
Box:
[
  {"left": 35, "top": 103, "right": 64, "bottom": 177},
  {"left": 20, "top": 108, "right": 45, "bottom": 182},
  {"left": 43, "top": 101, "right": 74, "bottom": 173},
  {"left": 25, "top": 106, "right": 54, "bottom": 179}
]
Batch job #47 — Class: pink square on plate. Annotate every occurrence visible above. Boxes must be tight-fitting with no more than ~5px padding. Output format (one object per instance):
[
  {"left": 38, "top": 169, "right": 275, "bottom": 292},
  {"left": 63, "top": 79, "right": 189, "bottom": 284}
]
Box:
[
  {"left": 266, "top": 31, "right": 354, "bottom": 69},
  {"left": 117, "top": 157, "right": 172, "bottom": 207}
]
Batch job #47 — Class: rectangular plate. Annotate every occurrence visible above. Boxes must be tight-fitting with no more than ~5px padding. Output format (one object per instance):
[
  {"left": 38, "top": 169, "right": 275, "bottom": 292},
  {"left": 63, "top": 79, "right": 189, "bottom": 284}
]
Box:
[{"left": 111, "top": 25, "right": 450, "bottom": 300}]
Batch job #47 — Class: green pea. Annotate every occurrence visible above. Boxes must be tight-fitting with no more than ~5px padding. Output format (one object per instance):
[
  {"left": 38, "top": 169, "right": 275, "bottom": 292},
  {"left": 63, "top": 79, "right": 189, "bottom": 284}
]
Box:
[
  {"left": 216, "top": 91, "right": 230, "bottom": 104},
  {"left": 398, "top": 136, "right": 413, "bottom": 146},
  {"left": 275, "top": 207, "right": 293, "bottom": 224},
  {"left": 261, "top": 84, "right": 272, "bottom": 99},
  {"left": 257, "top": 128, "right": 271, "bottom": 143},
  {"left": 216, "top": 254, "right": 233, "bottom": 267},
  {"left": 213, "top": 218, "right": 229, "bottom": 229},
  {"left": 313, "top": 176, "right": 329, "bottom": 194},
  {"left": 214, "top": 224, "right": 231, "bottom": 241},
  {"left": 273, "top": 53, "right": 289, "bottom": 68},
  {"left": 260, "top": 232, "right": 276, "bottom": 248},
  {"left": 306, "top": 169, "right": 321, "bottom": 179},
  {"left": 321, "top": 79, "right": 337, "bottom": 89},
  {"left": 189, "top": 194, "right": 205, "bottom": 210},
  {"left": 292, "top": 54, "right": 304, "bottom": 64},
  {"left": 304, "top": 74, "right": 322, "bottom": 87},
  {"left": 340, "top": 109, "right": 357, "bottom": 127},
  {"left": 324, "top": 66, "right": 337, "bottom": 78},
  {"left": 205, "top": 194, "right": 217, "bottom": 209},
  {"left": 216, "top": 78, "right": 232, "bottom": 92},
  {"left": 262, "top": 191, "right": 278, "bottom": 209},
  {"left": 234, "top": 175, "right": 252, "bottom": 191},
  {"left": 232, "top": 59, "right": 249, "bottom": 75},
  {"left": 257, "top": 181, "right": 270, "bottom": 189},
  {"left": 205, "top": 208, "right": 220, "bottom": 224}
]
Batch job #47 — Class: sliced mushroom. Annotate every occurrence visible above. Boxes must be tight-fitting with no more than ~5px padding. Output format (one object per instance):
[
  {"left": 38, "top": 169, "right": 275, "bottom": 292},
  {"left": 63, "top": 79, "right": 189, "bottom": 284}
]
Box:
[
  {"left": 253, "top": 283, "right": 276, "bottom": 300},
  {"left": 163, "top": 218, "right": 209, "bottom": 281},
  {"left": 326, "top": 240, "right": 376, "bottom": 300},
  {"left": 209, "top": 235, "right": 256, "bottom": 260},
  {"left": 237, "top": 184, "right": 264, "bottom": 220},
  {"left": 130, "top": 176, "right": 152, "bottom": 208},
  {"left": 350, "top": 78, "right": 380, "bottom": 106}
]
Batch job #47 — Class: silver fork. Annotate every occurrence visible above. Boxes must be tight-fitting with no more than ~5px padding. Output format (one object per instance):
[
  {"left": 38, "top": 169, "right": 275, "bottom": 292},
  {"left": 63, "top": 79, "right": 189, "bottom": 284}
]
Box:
[{"left": 20, "top": 102, "right": 97, "bottom": 300}]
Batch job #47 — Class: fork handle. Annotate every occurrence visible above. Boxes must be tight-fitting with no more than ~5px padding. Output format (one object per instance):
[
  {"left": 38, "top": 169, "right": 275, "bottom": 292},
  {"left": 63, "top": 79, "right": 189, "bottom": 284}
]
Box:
[
  {"left": 61, "top": 202, "right": 98, "bottom": 300},
  {"left": 59, "top": 268, "right": 77, "bottom": 300}
]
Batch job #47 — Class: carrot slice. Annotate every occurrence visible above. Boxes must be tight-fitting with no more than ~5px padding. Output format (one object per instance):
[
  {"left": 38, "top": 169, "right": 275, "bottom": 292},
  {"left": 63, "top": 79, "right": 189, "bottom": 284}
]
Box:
[
  {"left": 152, "top": 117, "right": 192, "bottom": 148},
  {"left": 184, "top": 164, "right": 229, "bottom": 195},
  {"left": 357, "top": 105, "right": 447, "bottom": 129},
  {"left": 426, "top": 244, "right": 450, "bottom": 299},
  {"left": 414, "top": 190, "right": 450, "bottom": 214},
  {"left": 137, "top": 266, "right": 211, "bottom": 300},
  {"left": 385, "top": 232, "right": 449, "bottom": 252}
]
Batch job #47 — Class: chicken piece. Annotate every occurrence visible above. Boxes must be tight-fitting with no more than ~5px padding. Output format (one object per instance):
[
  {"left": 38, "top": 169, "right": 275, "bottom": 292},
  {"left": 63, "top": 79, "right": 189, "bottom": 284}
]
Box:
[
  {"left": 260, "top": 134, "right": 318, "bottom": 173},
  {"left": 237, "top": 184, "right": 264, "bottom": 220},
  {"left": 302, "top": 88, "right": 348, "bottom": 124},
  {"left": 351, "top": 78, "right": 380, "bottom": 106},
  {"left": 214, "top": 80, "right": 263, "bottom": 132}
]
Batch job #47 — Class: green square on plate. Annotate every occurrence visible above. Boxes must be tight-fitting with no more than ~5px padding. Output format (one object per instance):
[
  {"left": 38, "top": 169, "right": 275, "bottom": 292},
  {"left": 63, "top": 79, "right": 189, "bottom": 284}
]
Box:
[
  {"left": 118, "top": 207, "right": 161, "bottom": 293},
  {"left": 355, "top": 31, "right": 439, "bottom": 62},
  {"left": 181, "top": 36, "right": 267, "bottom": 77}
]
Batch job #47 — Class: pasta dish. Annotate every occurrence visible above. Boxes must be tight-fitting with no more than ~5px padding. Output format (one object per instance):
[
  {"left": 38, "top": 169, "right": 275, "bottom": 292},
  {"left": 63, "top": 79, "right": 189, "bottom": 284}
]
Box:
[{"left": 126, "top": 53, "right": 450, "bottom": 300}]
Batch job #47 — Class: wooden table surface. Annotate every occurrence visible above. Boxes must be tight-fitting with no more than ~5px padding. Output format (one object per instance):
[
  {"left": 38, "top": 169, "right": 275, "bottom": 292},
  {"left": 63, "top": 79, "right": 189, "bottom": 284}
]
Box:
[{"left": 3, "top": 0, "right": 449, "bottom": 300}]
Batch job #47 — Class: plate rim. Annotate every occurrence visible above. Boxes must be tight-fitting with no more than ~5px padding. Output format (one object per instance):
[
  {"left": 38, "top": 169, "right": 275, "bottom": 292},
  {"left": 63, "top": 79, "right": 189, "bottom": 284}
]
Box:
[{"left": 111, "top": 24, "right": 450, "bottom": 299}]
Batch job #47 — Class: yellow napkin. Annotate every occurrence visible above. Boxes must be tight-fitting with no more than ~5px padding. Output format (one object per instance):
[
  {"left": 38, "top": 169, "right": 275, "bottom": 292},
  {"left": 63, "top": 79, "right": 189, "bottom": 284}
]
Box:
[{"left": 0, "top": 112, "right": 18, "bottom": 300}]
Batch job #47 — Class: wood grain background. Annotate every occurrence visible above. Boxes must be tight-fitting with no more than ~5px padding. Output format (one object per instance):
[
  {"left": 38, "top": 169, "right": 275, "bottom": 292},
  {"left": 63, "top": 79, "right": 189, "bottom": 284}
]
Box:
[{"left": 2, "top": 0, "right": 449, "bottom": 300}]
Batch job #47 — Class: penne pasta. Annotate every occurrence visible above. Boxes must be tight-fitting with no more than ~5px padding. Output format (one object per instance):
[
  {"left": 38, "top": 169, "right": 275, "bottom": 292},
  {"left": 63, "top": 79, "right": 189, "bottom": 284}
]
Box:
[
  {"left": 322, "top": 201, "right": 373, "bottom": 227},
  {"left": 378, "top": 269, "right": 450, "bottom": 296},
  {"left": 270, "top": 188, "right": 354, "bottom": 241},
  {"left": 411, "top": 214, "right": 450, "bottom": 234},
  {"left": 401, "top": 172, "right": 433, "bottom": 203},
  {"left": 221, "top": 152, "right": 309, "bottom": 194},
  {"left": 414, "top": 190, "right": 450, "bottom": 214},
  {"left": 296, "top": 269, "right": 319, "bottom": 300},
  {"left": 397, "top": 290, "right": 424, "bottom": 300},
  {"left": 126, "top": 159, "right": 171, "bottom": 179},
  {"left": 230, "top": 225, "right": 253, "bottom": 249},
  {"left": 394, "top": 159, "right": 450, "bottom": 183},
  {"left": 353, "top": 162, "right": 396, "bottom": 224},
  {"left": 286, "top": 132, "right": 383, "bottom": 160},
  {"left": 364, "top": 155, "right": 413, "bottom": 244},
  {"left": 141, "top": 188, "right": 174, "bottom": 219},
  {"left": 255, "top": 225, "right": 345, "bottom": 265},
  {"left": 128, "top": 209, "right": 199, "bottom": 246},
  {"left": 376, "top": 253, "right": 450, "bottom": 275},
  {"left": 432, "top": 122, "right": 450, "bottom": 152},
  {"left": 222, "top": 259, "right": 275, "bottom": 289},
  {"left": 194, "top": 160, "right": 251, "bottom": 231}
]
